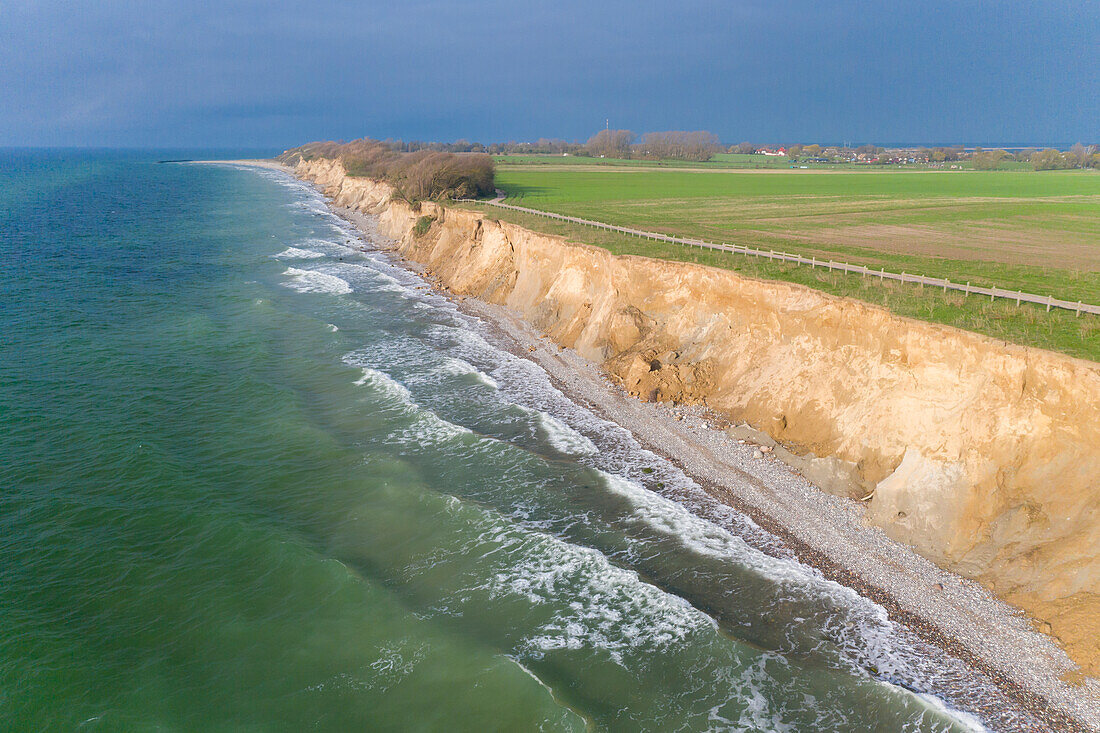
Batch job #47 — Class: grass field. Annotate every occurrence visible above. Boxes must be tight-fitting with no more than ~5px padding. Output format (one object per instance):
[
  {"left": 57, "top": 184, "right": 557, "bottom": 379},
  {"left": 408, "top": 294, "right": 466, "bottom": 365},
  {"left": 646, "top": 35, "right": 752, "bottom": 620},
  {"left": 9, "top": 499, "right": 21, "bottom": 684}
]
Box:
[
  {"left": 492, "top": 153, "right": 792, "bottom": 169},
  {"left": 458, "top": 164, "right": 1100, "bottom": 360},
  {"left": 492, "top": 153, "right": 1034, "bottom": 171}
]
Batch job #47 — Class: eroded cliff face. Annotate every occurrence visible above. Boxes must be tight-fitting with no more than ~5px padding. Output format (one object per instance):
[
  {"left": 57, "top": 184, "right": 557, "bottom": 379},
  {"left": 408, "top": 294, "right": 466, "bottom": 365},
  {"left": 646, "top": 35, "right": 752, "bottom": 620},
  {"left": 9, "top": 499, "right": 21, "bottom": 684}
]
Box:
[{"left": 296, "top": 158, "right": 1100, "bottom": 674}]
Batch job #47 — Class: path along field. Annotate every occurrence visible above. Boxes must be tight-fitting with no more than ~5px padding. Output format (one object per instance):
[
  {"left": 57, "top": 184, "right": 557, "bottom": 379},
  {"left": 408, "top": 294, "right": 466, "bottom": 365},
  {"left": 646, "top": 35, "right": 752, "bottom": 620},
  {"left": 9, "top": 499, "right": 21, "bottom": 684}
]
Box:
[{"left": 461, "top": 164, "right": 1100, "bottom": 361}]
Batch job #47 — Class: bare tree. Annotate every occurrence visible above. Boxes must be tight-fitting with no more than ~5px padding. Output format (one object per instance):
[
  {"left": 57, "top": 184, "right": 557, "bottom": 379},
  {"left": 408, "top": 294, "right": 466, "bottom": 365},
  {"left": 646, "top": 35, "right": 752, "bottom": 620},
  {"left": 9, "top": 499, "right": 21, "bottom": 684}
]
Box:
[
  {"left": 637, "top": 131, "right": 722, "bottom": 161},
  {"left": 1070, "top": 142, "right": 1088, "bottom": 167},
  {"left": 585, "top": 129, "right": 635, "bottom": 158}
]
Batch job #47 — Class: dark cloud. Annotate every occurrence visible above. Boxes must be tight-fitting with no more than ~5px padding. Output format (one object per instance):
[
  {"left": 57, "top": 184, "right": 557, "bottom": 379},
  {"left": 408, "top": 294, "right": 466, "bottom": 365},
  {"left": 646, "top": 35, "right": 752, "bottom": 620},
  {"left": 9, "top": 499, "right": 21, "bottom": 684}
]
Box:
[{"left": 1, "top": 0, "right": 1096, "bottom": 147}]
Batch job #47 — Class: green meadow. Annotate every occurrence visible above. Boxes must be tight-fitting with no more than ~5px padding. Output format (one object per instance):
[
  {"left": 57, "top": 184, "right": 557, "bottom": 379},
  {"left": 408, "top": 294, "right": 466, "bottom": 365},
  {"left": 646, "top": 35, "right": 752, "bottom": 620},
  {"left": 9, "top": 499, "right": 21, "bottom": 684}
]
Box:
[
  {"left": 491, "top": 153, "right": 792, "bottom": 169},
  {"left": 492, "top": 152, "right": 1035, "bottom": 171},
  {"left": 458, "top": 164, "right": 1100, "bottom": 360}
]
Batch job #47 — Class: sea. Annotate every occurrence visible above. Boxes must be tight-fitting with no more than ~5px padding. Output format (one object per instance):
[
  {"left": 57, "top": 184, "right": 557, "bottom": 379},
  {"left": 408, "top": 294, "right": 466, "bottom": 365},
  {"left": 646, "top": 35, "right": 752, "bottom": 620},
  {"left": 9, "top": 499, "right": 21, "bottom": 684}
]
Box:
[{"left": 0, "top": 149, "right": 1038, "bottom": 731}]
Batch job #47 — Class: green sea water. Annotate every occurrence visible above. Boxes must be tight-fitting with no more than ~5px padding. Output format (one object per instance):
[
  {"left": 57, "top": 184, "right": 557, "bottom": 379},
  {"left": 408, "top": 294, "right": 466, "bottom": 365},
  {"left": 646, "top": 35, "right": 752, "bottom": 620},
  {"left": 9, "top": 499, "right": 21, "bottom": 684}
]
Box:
[{"left": 0, "top": 151, "right": 1029, "bottom": 731}]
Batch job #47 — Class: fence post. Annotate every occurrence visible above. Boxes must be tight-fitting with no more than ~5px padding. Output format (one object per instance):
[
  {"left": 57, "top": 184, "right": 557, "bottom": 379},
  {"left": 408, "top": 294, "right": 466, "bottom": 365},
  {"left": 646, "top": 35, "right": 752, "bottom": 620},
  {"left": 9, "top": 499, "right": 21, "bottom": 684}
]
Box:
[{"left": 481, "top": 202, "right": 1099, "bottom": 317}]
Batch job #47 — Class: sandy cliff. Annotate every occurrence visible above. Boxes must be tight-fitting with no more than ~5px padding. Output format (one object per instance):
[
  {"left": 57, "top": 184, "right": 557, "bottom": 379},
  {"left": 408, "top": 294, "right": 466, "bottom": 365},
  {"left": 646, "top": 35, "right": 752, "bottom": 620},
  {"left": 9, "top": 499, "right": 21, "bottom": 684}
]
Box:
[{"left": 296, "top": 157, "right": 1100, "bottom": 676}]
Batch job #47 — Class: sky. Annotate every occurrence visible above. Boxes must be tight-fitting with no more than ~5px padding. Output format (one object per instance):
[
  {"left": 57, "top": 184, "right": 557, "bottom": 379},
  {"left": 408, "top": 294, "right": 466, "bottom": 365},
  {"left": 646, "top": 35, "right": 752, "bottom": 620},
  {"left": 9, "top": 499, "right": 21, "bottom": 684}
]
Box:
[{"left": 1, "top": 0, "right": 1097, "bottom": 149}]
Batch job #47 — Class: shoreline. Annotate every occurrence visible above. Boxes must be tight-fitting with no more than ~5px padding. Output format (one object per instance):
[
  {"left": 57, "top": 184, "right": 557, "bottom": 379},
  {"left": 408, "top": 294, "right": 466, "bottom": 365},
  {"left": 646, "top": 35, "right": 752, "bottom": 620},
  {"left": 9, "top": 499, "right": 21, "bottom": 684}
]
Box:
[
  {"left": 335, "top": 205, "right": 1100, "bottom": 733},
  {"left": 208, "top": 158, "right": 1100, "bottom": 731},
  {"left": 188, "top": 159, "right": 294, "bottom": 172}
]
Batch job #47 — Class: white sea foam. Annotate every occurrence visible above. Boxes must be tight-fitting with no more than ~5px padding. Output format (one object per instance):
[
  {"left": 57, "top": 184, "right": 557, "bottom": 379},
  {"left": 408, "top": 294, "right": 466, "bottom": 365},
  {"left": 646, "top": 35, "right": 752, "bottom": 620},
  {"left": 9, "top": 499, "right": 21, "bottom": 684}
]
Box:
[
  {"left": 368, "top": 275, "right": 409, "bottom": 294},
  {"left": 353, "top": 367, "right": 473, "bottom": 446},
  {"left": 913, "top": 693, "right": 989, "bottom": 732},
  {"left": 354, "top": 367, "right": 413, "bottom": 402},
  {"left": 273, "top": 247, "right": 325, "bottom": 259},
  {"left": 327, "top": 323, "right": 339, "bottom": 332},
  {"left": 281, "top": 267, "right": 352, "bottom": 294},
  {"left": 391, "top": 412, "right": 472, "bottom": 446},
  {"left": 295, "top": 200, "right": 333, "bottom": 217},
  {"left": 601, "top": 472, "right": 765, "bottom": 565},
  {"left": 595, "top": 468, "right": 994, "bottom": 725},
  {"left": 471, "top": 371, "right": 498, "bottom": 389},
  {"left": 325, "top": 261, "right": 416, "bottom": 297},
  {"left": 535, "top": 412, "right": 597, "bottom": 456},
  {"left": 478, "top": 525, "right": 712, "bottom": 665},
  {"left": 435, "top": 357, "right": 499, "bottom": 389},
  {"left": 436, "top": 357, "right": 477, "bottom": 377},
  {"left": 600, "top": 472, "right": 899, "bottom": 640}
]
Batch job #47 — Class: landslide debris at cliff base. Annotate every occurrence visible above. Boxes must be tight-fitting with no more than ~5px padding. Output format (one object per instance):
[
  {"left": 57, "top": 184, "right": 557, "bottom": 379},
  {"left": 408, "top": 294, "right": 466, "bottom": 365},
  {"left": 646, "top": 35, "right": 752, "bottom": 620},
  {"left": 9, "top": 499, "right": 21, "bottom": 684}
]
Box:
[{"left": 294, "top": 157, "right": 1100, "bottom": 681}]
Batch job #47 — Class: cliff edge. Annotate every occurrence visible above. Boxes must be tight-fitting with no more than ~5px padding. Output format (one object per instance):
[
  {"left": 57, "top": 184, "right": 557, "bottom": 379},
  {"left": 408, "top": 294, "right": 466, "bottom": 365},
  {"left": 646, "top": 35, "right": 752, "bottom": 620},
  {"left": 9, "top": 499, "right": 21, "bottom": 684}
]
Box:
[{"left": 296, "top": 157, "right": 1100, "bottom": 677}]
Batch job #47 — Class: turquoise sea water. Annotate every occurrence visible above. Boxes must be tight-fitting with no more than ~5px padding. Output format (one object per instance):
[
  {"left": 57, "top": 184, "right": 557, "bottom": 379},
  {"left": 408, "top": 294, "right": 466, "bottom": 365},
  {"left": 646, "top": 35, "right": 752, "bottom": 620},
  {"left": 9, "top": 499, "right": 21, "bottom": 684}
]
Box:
[{"left": 0, "top": 151, "right": 1031, "bottom": 731}]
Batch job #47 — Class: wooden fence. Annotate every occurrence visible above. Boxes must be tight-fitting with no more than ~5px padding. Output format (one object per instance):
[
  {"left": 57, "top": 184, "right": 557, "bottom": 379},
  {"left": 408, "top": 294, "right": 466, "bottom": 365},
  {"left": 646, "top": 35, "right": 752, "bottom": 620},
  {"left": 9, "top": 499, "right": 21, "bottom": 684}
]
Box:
[{"left": 457, "top": 198, "right": 1099, "bottom": 317}]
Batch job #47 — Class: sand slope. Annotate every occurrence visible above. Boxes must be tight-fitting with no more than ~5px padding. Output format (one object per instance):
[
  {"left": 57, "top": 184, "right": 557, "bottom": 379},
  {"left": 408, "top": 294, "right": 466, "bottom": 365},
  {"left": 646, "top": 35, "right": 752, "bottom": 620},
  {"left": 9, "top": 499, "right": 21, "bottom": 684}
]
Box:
[{"left": 296, "top": 156, "right": 1100, "bottom": 680}]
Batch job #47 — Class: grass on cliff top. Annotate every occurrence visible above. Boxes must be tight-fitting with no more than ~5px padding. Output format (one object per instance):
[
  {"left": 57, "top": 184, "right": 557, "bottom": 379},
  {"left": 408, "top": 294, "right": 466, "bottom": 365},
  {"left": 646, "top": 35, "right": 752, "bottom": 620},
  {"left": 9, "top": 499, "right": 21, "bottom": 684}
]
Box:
[
  {"left": 452, "top": 200, "right": 1100, "bottom": 362},
  {"left": 491, "top": 168, "right": 1100, "bottom": 298},
  {"left": 460, "top": 164, "right": 1100, "bottom": 360}
]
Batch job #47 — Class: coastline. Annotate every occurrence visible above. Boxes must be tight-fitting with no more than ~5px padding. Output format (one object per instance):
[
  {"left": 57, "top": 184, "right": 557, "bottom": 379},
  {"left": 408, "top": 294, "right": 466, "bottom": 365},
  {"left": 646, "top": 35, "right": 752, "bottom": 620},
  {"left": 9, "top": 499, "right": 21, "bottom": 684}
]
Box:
[
  {"left": 208, "top": 159, "right": 1100, "bottom": 731},
  {"left": 189, "top": 159, "right": 294, "bottom": 172}
]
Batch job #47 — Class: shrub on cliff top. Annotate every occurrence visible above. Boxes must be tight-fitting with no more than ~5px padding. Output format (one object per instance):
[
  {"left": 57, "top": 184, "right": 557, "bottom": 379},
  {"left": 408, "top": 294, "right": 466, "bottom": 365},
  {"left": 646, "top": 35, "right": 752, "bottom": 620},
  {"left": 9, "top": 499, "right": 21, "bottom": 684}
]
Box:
[{"left": 278, "top": 139, "right": 495, "bottom": 201}]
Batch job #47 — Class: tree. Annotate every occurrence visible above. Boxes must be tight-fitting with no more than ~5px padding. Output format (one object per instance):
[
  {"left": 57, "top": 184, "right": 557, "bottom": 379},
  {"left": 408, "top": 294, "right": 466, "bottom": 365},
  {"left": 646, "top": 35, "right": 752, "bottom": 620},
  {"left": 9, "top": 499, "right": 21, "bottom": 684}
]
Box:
[
  {"left": 734, "top": 141, "right": 756, "bottom": 155},
  {"left": 971, "top": 149, "right": 1007, "bottom": 170},
  {"left": 585, "top": 129, "right": 635, "bottom": 158},
  {"left": 1031, "top": 148, "right": 1069, "bottom": 171},
  {"left": 637, "top": 131, "right": 722, "bottom": 161},
  {"left": 1070, "top": 142, "right": 1088, "bottom": 167},
  {"left": 786, "top": 144, "right": 803, "bottom": 159},
  {"left": 277, "top": 139, "right": 495, "bottom": 201}
]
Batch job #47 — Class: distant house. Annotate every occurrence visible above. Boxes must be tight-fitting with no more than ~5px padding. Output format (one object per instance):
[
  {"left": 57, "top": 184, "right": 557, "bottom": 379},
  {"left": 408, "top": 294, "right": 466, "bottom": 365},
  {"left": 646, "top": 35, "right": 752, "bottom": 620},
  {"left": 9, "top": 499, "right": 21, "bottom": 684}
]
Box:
[{"left": 759, "top": 148, "right": 787, "bottom": 156}]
